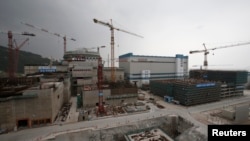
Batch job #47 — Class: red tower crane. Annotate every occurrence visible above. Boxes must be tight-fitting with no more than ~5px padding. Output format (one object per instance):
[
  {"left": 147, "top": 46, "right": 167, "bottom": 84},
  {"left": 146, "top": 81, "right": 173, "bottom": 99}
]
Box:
[
  {"left": 0, "top": 30, "right": 35, "bottom": 78},
  {"left": 21, "top": 22, "right": 76, "bottom": 54},
  {"left": 97, "top": 56, "right": 106, "bottom": 116},
  {"left": 13, "top": 38, "right": 30, "bottom": 74},
  {"left": 190, "top": 41, "right": 250, "bottom": 70},
  {"left": 93, "top": 18, "right": 143, "bottom": 82}
]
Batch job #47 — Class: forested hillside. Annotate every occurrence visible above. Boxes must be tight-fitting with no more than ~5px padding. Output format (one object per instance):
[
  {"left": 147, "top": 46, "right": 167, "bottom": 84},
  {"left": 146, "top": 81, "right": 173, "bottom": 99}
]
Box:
[{"left": 0, "top": 46, "right": 50, "bottom": 73}]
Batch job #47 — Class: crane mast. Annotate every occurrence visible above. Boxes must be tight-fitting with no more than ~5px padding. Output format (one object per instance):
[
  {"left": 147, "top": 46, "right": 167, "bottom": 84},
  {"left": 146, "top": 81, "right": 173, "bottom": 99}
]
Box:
[
  {"left": 0, "top": 30, "right": 35, "bottom": 78},
  {"left": 8, "top": 31, "right": 14, "bottom": 78},
  {"left": 93, "top": 18, "right": 143, "bottom": 82},
  {"left": 97, "top": 56, "right": 106, "bottom": 116},
  {"left": 13, "top": 38, "right": 30, "bottom": 74},
  {"left": 110, "top": 19, "right": 115, "bottom": 82}
]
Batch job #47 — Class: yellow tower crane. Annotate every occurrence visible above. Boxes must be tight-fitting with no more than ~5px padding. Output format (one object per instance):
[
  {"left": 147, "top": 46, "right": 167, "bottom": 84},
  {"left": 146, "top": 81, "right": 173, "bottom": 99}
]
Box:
[
  {"left": 21, "top": 22, "right": 76, "bottom": 54},
  {"left": 93, "top": 18, "right": 143, "bottom": 82}
]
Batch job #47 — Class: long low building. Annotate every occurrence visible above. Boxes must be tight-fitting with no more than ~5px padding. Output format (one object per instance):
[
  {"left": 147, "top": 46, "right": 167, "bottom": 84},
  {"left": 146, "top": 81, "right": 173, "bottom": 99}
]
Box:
[
  {"left": 189, "top": 69, "right": 248, "bottom": 98},
  {"left": 150, "top": 79, "right": 221, "bottom": 106},
  {"left": 150, "top": 70, "right": 249, "bottom": 106},
  {"left": 119, "top": 53, "right": 188, "bottom": 87}
]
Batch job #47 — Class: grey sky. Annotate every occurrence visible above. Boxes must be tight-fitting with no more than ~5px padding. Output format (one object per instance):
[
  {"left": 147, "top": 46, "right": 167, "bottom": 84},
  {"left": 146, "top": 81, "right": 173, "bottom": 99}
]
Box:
[{"left": 1, "top": 0, "right": 250, "bottom": 70}]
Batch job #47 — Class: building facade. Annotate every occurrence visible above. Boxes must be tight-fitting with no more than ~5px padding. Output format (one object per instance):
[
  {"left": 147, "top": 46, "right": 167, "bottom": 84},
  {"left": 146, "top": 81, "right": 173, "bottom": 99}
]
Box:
[
  {"left": 119, "top": 53, "right": 189, "bottom": 87},
  {"left": 63, "top": 49, "right": 100, "bottom": 96},
  {"left": 0, "top": 82, "right": 64, "bottom": 130},
  {"left": 103, "top": 67, "right": 124, "bottom": 82},
  {"left": 189, "top": 69, "right": 248, "bottom": 98}
]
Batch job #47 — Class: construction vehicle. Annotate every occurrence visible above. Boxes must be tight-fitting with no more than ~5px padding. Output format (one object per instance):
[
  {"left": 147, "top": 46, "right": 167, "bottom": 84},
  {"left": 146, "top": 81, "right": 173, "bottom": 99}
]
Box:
[
  {"left": 190, "top": 41, "right": 250, "bottom": 70},
  {"left": 0, "top": 30, "right": 35, "bottom": 78},
  {"left": 93, "top": 18, "right": 143, "bottom": 82},
  {"left": 21, "top": 22, "right": 76, "bottom": 54}
]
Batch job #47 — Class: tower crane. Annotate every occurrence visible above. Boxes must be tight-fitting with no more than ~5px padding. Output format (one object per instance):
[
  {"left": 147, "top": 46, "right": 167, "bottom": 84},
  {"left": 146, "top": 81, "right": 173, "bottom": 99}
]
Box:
[
  {"left": 189, "top": 41, "right": 250, "bottom": 70},
  {"left": 21, "top": 22, "right": 76, "bottom": 54},
  {"left": 13, "top": 38, "right": 30, "bottom": 74},
  {"left": 0, "top": 30, "right": 35, "bottom": 78},
  {"left": 93, "top": 18, "right": 143, "bottom": 82},
  {"left": 97, "top": 56, "right": 106, "bottom": 116}
]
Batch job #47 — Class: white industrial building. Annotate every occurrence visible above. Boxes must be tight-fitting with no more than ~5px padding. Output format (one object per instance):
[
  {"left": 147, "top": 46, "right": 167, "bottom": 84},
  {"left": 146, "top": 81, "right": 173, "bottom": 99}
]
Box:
[
  {"left": 63, "top": 48, "right": 124, "bottom": 95},
  {"left": 119, "top": 53, "right": 188, "bottom": 87}
]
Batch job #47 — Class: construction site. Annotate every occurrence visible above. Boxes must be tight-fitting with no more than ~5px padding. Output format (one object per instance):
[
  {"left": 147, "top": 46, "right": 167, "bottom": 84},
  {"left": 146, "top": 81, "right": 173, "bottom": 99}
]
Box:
[{"left": 0, "top": 17, "right": 250, "bottom": 141}]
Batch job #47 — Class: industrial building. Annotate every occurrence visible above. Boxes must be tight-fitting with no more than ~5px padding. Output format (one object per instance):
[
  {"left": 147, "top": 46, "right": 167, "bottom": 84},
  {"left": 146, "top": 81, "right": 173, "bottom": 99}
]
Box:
[
  {"left": 23, "top": 48, "right": 132, "bottom": 111},
  {"left": 119, "top": 53, "right": 188, "bottom": 87},
  {"left": 62, "top": 48, "right": 99, "bottom": 96},
  {"left": 24, "top": 48, "right": 125, "bottom": 95},
  {"left": 103, "top": 67, "right": 124, "bottom": 82},
  {"left": 0, "top": 76, "right": 70, "bottom": 131},
  {"left": 150, "top": 70, "right": 248, "bottom": 106},
  {"left": 63, "top": 48, "right": 125, "bottom": 96},
  {"left": 150, "top": 79, "right": 221, "bottom": 106},
  {"left": 189, "top": 69, "right": 248, "bottom": 98}
]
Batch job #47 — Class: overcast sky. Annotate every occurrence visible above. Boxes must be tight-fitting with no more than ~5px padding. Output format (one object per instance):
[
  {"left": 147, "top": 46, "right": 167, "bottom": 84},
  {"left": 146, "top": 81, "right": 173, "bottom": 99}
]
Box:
[{"left": 1, "top": 0, "right": 250, "bottom": 70}]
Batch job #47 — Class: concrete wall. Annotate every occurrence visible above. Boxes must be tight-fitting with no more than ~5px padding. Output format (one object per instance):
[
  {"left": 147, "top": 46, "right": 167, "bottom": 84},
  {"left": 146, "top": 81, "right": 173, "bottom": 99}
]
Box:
[
  {"left": 82, "top": 89, "right": 111, "bottom": 108},
  {"left": 50, "top": 82, "right": 64, "bottom": 122},
  {"left": 72, "top": 66, "right": 96, "bottom": 78},
  {"left": 0, "top": 89, "right": 52, "bottom": 130},
  {"left": 76, "top": 76, "right": 97, "bottom": 85},
  {"left": 68, "top": 61, "right": 98, "bottom": 68},
  {"left": 235, "top": 104, "right": 249, "bottom": 123},
  {"left": 0, "top": 82, "right": 64, "bottom": 131},
  {"left": 103, "top": 69, "right": 124, "bottom": 82},
  {"left": 221, "top": 109, "right": 235, "bottom": 120},
  {"left": 63, "top": 77, "right": 71, "bottom": 103}
]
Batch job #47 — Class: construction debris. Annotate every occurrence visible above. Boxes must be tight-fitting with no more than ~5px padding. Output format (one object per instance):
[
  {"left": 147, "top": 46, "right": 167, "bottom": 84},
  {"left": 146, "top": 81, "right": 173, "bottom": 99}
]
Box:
[
  {"left": 55, "top": 103, "right": 72, "bottom": 122},
  {"left": 126, "top": 128, "right": 173, "bottom": 141}
]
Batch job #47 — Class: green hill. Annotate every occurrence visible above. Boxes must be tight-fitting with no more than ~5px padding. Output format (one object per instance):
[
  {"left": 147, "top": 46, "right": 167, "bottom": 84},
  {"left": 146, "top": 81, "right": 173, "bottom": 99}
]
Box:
[{"left": 0, "top": 46, "right": 50, "bottom": 74}]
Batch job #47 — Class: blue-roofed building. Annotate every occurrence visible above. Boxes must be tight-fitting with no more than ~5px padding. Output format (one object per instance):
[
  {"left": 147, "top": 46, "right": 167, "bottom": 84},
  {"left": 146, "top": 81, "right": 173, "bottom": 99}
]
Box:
[{"left": 119, "top": 53, "right": 189, "bottom": 87}]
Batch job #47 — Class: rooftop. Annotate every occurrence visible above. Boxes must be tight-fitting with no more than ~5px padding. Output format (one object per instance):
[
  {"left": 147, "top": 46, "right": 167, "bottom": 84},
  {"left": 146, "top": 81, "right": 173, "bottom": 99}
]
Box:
[{"left": 119, "top": 52, "right": 188, "bottom": 59}]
